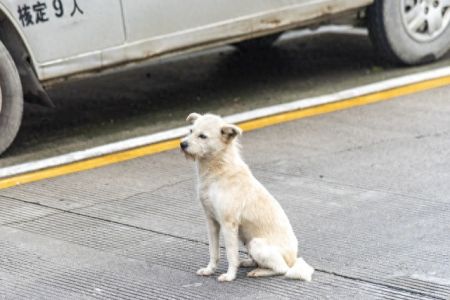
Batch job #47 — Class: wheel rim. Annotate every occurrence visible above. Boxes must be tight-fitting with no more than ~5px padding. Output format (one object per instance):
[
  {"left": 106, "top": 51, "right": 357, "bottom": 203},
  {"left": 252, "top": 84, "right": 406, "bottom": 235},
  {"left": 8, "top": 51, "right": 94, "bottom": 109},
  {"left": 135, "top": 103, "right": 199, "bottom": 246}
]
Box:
[{"left": 402, "top": 0, "right": 450, "bottom": 42}]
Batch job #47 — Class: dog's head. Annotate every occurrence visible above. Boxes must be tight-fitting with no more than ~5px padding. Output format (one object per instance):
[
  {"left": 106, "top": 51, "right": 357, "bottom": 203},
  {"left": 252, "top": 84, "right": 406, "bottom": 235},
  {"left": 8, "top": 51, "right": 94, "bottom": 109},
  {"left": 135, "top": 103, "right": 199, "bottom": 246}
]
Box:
[{"left": 180, "top": 113, "right": 242, "bottom": 160}]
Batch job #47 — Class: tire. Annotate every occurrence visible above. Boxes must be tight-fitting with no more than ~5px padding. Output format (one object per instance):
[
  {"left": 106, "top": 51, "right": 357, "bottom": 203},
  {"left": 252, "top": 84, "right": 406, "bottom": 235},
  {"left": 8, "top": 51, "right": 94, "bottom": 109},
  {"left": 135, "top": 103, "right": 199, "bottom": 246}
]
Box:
[
  {"left": 367, "top": 0, "right": 450, "bottom": 65},
  {"left": 0, "top": 40, "right": 23, "bottom": 155},
  {"left": 234, "top": 33, "right": 281, "bottom": 52}
]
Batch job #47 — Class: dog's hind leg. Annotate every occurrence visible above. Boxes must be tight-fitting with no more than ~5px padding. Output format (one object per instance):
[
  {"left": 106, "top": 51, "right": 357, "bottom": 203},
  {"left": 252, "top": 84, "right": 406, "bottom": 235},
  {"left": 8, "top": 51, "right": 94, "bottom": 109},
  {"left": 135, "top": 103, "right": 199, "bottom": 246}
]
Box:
[
  {"left": 247, "top": 238, "right": 289, "bottom": 277},
  {"left": 240, "top": 258, "right": 257, "bottom": 267}
]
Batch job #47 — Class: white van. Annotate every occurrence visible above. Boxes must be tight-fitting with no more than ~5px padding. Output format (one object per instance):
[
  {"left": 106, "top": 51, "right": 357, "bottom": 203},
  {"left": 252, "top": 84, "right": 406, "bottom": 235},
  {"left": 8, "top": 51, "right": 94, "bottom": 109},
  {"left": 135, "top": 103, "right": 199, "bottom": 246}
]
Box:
[{"left": 0, "top": 0, "right": 449, "bottom": 155}]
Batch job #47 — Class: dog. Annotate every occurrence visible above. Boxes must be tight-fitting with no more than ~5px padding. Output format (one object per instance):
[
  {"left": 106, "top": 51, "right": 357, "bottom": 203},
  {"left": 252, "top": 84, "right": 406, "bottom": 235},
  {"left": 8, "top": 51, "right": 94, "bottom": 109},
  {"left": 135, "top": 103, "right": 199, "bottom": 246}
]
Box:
[{"left": 180, "top": 113, "right": 314, "bottom": 282}]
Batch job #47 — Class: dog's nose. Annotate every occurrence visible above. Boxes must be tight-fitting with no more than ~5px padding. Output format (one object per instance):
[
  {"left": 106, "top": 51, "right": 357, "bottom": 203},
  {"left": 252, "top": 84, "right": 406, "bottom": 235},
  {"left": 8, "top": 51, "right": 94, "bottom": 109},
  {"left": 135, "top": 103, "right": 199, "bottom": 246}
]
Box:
[{"left": 180, "top": 141, "right": 188, "bottom": 150}]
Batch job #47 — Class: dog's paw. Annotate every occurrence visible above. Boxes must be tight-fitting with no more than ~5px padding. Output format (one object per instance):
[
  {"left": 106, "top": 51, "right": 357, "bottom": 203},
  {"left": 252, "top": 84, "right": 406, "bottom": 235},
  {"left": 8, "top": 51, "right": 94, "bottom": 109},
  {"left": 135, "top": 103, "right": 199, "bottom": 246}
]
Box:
[
  {"left": 247, "top": 268, "right": 277, "bottom": 277},
  {"left": 247, "top": 268, "right": 269, "bottom": 277},
  {"left": 218, "top": 273, "right": 236, "bottom": 282},
  {"left": 196, "top": 267, "right": 214, "bottom": 276}
]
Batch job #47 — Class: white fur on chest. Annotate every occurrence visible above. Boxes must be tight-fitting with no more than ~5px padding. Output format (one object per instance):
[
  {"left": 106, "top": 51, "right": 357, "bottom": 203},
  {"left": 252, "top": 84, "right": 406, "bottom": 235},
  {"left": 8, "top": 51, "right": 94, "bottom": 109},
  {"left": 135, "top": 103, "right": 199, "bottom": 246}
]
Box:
[{"left": 199, "top": 180, "right": 227, "bottom": 221}]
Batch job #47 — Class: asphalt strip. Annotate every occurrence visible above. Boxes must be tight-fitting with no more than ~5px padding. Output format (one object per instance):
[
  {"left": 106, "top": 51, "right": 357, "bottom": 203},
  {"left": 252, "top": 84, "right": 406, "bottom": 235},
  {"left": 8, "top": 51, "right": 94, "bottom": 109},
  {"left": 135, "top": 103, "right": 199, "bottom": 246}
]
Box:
[{"left": 1, "top": 65, "right": 450, "bottom": 188}]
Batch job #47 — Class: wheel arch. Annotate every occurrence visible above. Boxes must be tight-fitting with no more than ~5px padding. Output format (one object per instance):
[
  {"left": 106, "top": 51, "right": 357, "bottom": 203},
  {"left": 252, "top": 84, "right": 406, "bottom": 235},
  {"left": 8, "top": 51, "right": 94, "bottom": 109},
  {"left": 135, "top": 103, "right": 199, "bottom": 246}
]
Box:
[{"left": 0, "top": 5, "right": 53, "bottom": 107}]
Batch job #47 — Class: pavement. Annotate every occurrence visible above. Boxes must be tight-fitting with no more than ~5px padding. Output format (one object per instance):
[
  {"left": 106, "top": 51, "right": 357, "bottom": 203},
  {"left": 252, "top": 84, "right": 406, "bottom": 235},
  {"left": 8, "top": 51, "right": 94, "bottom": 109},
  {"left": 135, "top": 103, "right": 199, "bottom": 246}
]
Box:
[{"left": 1, "top": 84, "right": 450, "bottom": 299}]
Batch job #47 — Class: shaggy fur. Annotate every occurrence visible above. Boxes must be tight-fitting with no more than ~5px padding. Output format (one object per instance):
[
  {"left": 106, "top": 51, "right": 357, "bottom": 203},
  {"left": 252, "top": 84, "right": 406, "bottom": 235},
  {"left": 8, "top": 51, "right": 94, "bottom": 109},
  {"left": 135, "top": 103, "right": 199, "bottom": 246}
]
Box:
[{"left": 180, "top": 113, "right": 314, "bottom": 282}]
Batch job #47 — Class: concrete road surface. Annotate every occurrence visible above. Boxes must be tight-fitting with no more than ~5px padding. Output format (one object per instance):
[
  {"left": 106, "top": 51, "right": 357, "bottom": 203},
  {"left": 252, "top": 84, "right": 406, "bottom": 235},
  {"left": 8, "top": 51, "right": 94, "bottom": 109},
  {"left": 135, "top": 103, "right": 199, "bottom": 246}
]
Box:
[{"left": 1, "top": 85, "right": 449, "bottom": 299}]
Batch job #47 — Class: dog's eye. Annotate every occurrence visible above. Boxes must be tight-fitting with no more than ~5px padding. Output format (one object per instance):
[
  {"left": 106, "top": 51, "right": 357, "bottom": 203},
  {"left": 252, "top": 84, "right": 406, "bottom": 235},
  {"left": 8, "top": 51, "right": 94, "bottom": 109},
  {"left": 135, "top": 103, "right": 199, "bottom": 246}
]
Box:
[
  {"left": 189, "top": 129, "right": 193, "bottom": 134},
  {"left": 198, "top": 134, "right": 207, "bottom": 139}
]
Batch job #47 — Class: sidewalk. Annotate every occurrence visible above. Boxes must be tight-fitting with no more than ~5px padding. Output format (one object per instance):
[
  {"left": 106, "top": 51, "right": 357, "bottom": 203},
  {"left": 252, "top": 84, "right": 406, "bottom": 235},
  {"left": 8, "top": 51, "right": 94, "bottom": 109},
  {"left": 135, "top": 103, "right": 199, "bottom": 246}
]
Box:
[{"left": 1, "top": 86, "right": 450, "bottom": 299}]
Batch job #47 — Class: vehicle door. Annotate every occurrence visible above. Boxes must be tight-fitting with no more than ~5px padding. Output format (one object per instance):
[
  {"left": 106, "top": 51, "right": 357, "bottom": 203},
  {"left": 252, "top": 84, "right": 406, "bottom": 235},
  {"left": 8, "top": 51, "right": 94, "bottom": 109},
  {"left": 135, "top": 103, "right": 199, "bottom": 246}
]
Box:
[
  {"left": 119, "top": 0, "right": 300, "bottom": 54},
  {"left": 4, "top": 0, "right": 125, "bottom": 77}
]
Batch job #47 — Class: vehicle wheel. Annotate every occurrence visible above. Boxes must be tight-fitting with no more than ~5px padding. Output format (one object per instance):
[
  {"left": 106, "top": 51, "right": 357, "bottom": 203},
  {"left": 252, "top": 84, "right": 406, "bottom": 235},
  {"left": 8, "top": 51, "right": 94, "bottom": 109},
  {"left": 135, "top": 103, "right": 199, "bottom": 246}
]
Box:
[
  {"left": 367, "top": 0, "right": 450, "bottom": 65},
  {"left": 0, "top": 40, "right": 23, "bottom": 155},
  {"left": 234, "top": 33, "right": 281, "bottom": 52}
]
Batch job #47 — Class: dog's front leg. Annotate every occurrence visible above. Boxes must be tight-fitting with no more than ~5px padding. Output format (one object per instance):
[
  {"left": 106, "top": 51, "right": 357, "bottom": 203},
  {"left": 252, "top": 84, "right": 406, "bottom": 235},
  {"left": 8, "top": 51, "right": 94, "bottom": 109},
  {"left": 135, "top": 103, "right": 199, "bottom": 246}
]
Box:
[
  {"left": 218, "top": 222, "right": 239, "bottom": 282},
  {"left": 197, "top": 217, "right": 220, "bottom": 276}
]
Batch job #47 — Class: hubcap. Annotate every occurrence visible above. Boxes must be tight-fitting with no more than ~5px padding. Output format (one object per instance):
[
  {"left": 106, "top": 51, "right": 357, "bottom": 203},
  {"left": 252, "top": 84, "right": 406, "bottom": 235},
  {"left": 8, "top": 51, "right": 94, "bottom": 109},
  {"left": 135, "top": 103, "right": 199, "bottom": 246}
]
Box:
[{"left": 402, "top": 0, "right": 450, "bottom": 42}]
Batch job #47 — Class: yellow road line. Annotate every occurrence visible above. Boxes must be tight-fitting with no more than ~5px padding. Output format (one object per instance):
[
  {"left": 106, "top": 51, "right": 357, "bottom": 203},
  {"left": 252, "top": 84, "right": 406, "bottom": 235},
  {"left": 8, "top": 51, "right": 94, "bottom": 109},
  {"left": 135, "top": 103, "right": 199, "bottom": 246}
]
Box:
[
  {"left": 0, "top": 140, "right": 180, "bottom": 189},
  {"left": 239, "top": 76, "right": 450, "bottom": 131},
  {"left": 1, "top": 75, "right": 450, "bottom": 190}
]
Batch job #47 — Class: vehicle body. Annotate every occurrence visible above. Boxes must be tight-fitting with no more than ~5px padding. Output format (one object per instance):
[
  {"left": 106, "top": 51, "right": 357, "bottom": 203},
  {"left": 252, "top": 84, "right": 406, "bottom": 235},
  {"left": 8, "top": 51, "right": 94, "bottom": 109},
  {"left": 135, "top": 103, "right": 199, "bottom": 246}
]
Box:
[
  {"left": 0, "top": 0, "right": 449, "bottom": 155},
  {"left": 1, "top": 0, "right": 372, "bottom": 85}
]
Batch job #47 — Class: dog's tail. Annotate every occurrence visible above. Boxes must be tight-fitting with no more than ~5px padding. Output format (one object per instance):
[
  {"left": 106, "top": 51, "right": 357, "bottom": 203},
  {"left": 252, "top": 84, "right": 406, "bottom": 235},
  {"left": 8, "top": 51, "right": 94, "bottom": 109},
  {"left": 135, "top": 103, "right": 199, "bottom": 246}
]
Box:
[{"left": 284, "top": 257, "right": 314, "bottom": 281}]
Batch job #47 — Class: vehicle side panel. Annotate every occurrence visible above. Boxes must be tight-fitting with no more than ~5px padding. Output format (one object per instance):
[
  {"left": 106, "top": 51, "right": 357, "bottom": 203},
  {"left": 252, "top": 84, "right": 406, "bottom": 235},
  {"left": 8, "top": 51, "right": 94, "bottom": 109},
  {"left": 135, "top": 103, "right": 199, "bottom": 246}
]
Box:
[{"left": 2, "top": 0, "right": 125, "bottom": 63}]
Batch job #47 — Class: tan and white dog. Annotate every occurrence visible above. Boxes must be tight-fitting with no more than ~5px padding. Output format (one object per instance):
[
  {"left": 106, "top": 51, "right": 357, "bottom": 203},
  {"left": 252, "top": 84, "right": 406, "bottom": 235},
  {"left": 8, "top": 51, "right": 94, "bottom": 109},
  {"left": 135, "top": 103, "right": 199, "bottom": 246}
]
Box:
[{"left": 180, "top": 113, "right": 314, "bottom": 282}]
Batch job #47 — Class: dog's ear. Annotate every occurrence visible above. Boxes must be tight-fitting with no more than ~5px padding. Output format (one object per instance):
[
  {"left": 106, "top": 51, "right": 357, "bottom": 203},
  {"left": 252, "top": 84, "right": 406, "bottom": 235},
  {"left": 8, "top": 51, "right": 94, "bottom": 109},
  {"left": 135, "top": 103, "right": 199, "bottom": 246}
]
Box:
[
  {"left": 186, "top": 112, "right": 201, "bottom": 124},
  {"left": 221, "top": 124, "right": 242, "bottom": 141}
]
